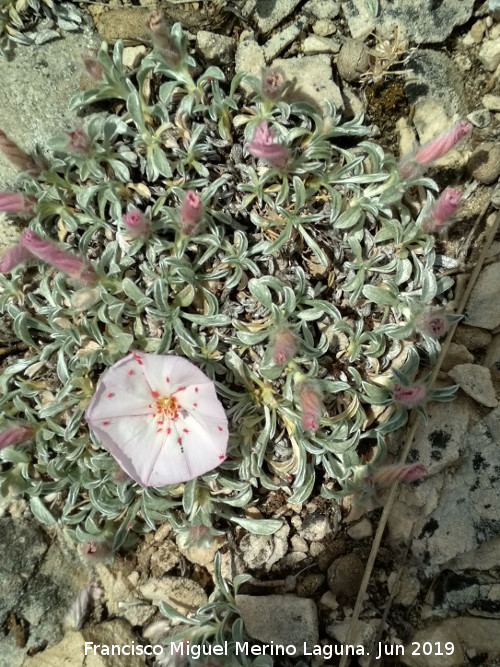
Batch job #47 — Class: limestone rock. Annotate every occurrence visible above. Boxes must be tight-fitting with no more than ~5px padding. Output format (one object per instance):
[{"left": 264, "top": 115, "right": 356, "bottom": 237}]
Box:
[
  {"left": 465, "top": 263, "right": 500, "bottom": 329},
  {"left": 139, "top": 577, "right": 207, "bottom": 613},
  {"left": 448, "top": 364, "right": 498, "bottom": 408},
  {"left": 468, "top": 141, "right": 500, "bottom": 184}
]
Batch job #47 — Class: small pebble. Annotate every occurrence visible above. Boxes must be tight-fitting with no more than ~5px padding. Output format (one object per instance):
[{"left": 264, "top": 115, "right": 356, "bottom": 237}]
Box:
[{"left": 468, "top": 141, "right": 500, "bottom": 184}]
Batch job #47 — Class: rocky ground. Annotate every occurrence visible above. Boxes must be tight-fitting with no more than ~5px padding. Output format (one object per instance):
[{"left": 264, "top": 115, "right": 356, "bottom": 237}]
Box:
[{"left": 1, "top": 1, "right": 500, "bottom": 666}]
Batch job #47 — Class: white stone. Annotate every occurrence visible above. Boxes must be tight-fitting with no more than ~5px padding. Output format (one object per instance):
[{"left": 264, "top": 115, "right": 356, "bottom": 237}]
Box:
[
  {"left": 242, "top": 0, "right": 302, "bottom": 32},
  {"left": 302, "top": 35, "right": 340, "bottom": 55},
  {"left": 263, "top": 18, "right": 307, "bottom": 61},
  {"left": 235, "top": 30, "right": 265, "bottom": 95},
  {"left": 196, "top": 30, "right": 235, "bottom": 66},
  {"left": 347, "top": 517, "right": 373, "bottom": 539},
  {"left": 274, "top": 54, "right": 344, "bottom": 111},
  {"left": 312, "top": 19, "right": 337, "bottom": 36},
  {"left": 139, "top": 577, "right": 207, "bottom": 613},
  {"left": 466, "top": 262, "right": 500, "bottom": 329},
  {"left": 448, "top": 363, "right": 498, "bottom": 407},
  {"left": 479, "top": 36, "right": 500, "bottom": 70},
  {"left": 122, "top": 45, "right": 146, "bottom": 69}
]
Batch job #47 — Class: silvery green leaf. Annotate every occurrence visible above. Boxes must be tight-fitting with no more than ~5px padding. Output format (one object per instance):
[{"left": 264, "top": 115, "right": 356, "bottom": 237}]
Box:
[
  {"left": 109, "top": 159, "right": 130, "bottom": 182},
  {"left": 248, "top": 279, "right": 273, "bottom": 309},
  {"left": 30, "top": 497, "right": 57, "bottom": 526},
  {"left": 231, "top": 517, "right": 282, "bottom": 534},
  {"left": 421, "top": 270, "right": 437, "bottom": 302},
  {"left": 298, "top": 225, "right": 328, "bottom": 266},
  {"left": 34, "top": 29, "right": 60, "bottom": 45},
  {"left": 151, "top": 145, "right": 172, "bottom": 177},
  {"left": 436, "top": 275, "right": 454, "bottom": 295},
  {"left": 362, "top": 285, "right": 398, "bottom": 306},
  {"left": 288, "top": 465, "right": 315, "bottom": 504},
  {"left": 334, "top": 205, "right": 362, "bottom": 229}
]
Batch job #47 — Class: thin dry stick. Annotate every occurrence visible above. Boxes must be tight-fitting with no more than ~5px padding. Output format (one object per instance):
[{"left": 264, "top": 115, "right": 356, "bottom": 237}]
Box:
[{"left": 339, "top": 207, "right": 500, "bottom": 667}]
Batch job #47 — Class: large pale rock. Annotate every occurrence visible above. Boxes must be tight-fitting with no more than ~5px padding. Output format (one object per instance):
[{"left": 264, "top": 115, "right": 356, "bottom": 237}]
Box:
[
  {"left": 465, "top": 262, "right": 500, "bottom": 329},
  {"left": 139, "top": 577, "right": 207, "bottom": 613},
  {"left": 241, "top": 0, "right": 302, "bottom": 32},
  {"left": 448, "top": 363, "right": 498, "bottom": 407},
  {"left": 275, "top": 55, "right": 343, "bottom": 112}
]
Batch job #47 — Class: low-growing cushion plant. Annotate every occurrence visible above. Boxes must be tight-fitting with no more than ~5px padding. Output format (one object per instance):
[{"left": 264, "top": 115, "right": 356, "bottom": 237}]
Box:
[{"left": 0, "top": 17, "right": 464, "bottom": 556}]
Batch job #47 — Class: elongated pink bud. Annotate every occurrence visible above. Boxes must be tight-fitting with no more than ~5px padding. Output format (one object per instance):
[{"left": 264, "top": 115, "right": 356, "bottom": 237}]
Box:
[
  {"left": 0, "top": 244, "right": 34, "bottom": 273},
  {"left": 81, "top": 48, "right": 104, "bottom": 81},
  {"left": 399, "top": 121, "right": 472, "bottom": 178},
  {"left": 146, "top": 10, "right": 181, "bottom": 65},
  {"left": 67, "top": 126, "right": 91, "bottom": 154},
  {"left": 0, "top": 129, "right": 34, "bottom": 170},
  {"left": 0, "top": 192, "right": 35, "bottom": 214},
  {"left": 0, "top": 424, "right": 33, "bottom": 450},
  {"left": 272, "top": 328, "right": 297, "bottom": 364},
  {"left": 422, "top": 187, "right": 461, "bottom": 233},
  {"left": 179, "top": 190, "right": 203, "bottom": 234},
  {"left": 393, "top": 383, "right": 427, "bottom": 407},
  {"left": 297, "top": 381, "right": 323, "bottom": 432},
  {"left": 19, "top": 230, "right": 97, "bottom": 284},
  {"left": 371, "top": 463, "right": 426, "bottom": 486},
  {"left": 246, "top": 121, "right": 289, "bottom": 169},
  {"left": 122, "top": 209, "right": 150, "bottom": 237}
]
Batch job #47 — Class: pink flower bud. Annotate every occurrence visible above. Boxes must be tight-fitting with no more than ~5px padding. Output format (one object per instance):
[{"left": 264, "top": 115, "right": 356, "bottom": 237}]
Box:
[
  {"left": 0, "top": 424, "right": 33, "bottom": 450},
  {"left": 0, "top": 243, "right": 34, "bottom": 273},
  {"left": 261, "top": 67, "right": 287, "bottom": 99},
  {"left": 416, "top": 308, "right": 450, "bottom": 338},
  {"left": 246, "top": 121, "right": 289, "bottom": 169},
  {"left": 122, "top": 208, "right": 150, "bottom": 237},
  {"left": 82, "top": 540, "right": 112, "bottom": 563},
  {"left": 421, "top": 188, "right": 462, "bottom": 233},
  {"left": 19, "top": 230, "right": 97, "bottom": 284},
  {"left": 393, "top": 383, "right": 427, "bottom": 408},
  {"left": 297, "top": 381, "right": 323, "bottom": 432},
  {"left": 179, "top": 190, "right": 203, "bottom": 234},
  {"left": 146, "top": 11, "right": 181, "bottom": 66},
  {"left": 371, "top": 463, "right": 427, "bottom": 486},
  {"left": 0, "top": 129, "right": 44, "bottom": 175},
  {"left": 67, "top": 126, "right": 91, "bottom": 154},
  {"left": 0, "top": 191, "right": 35, "bottom": 215},
  {"left": 272, "top": 328, "right": 297, "bottom": 364},
  {"left": 81, "top": 48, "right": 104, "bottom": 81},
  {"left": 399, "top": 121, "right": 472, "bottom": 178}
]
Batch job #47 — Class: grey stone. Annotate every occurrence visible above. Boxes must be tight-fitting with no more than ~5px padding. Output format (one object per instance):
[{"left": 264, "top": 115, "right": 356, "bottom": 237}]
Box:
[
  {"left": 347, "top": 517, "right": 373, "bottom": 539},
  {"left": 196, "top": 30, "right": 236, "bottom": 67},
  {"left": 468, "top": 141, "right": 500, "bottom": 184},
  {"left": 276, "top": 55, "right": 343, "bottom": 112},
  {"left": 302, "top": 35, "right": 340, "bottom": 55},
  {"left": 479, "top": 36, "right": 500, "bottom": 71},
  {"left": 481, "top": 94, "right": 500, "bottom": 111},
  {"left": 304, "top": 0, "right": 339, "bottom": 21},
  {"left": 336, "top": 39, "right": 370, "bottom": 82},
  {"left": 341, "top": 0, "right": 376, "bottom": 39},
  {"left": 448, "top": 363, "right": 498, "bottom": 408},
  {"left": 441, "top": 343, "right": 474, "bottom": 373},
  {"left": 465, "top": 263, "right": 500, "bottom": 329},
  {"left": 122, "top": 45, "right": 146, "bottom": 70},
  {"left": 238, "top": 533, "right": 275, "bottom": 569},
  {"left": 484, "top": 333, "right": 500, "bottom": 370},
  {"left": 0, "top": 26, "right": 99, "bottom": 191},
  {"left": 235, "top": 594, "right": 318, "bottom": 653},
  {"left": 312, "top": 19, "right": 337, "bottom": 37},
  {"left": 454, "top": 325, "right": 493, "bottom": 350},
  {"left": 297, "top": 513, "right": 330, "bottom": 541},
  {"left": 262, "top": 17, "right": 307, "bottom": 61},
  {"left": 467, "top": 108, "right": 492, "bottom": 128},
  {"left": 235, "top": 30, "right": 265, "bottom": 95},
  {"left": 241, "top": 0, "right": 303, "bottom": 33}
]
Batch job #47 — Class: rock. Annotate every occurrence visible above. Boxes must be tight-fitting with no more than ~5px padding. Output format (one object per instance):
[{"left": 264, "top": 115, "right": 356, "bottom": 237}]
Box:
[
  {"left": 327, "top": 554, "right": 365, "bottom": 599},
  {"left": 336, "top": 39, "right": 370, "bottom": 82},
  {"left": 409, "top": 408, "right": 500, "bottom": 575},
  {"left": 296, "top": 513, "right": 331, "bottom": 541},
  {"left": 235, "top": 594, "right": 318, "bottom": 653},
  {"left": 148, "top": 540, "right": 180, "bottom": 577},
  {"left": 238, "top": 525, "right": 290, "bottom": 571},
  {"left": 327, "top": 617, "right": 377, "bottom": 648},
  {"left": 302, "top": 35, "right": 340, "bottom": 55},
  {"left": 176, "top": 541, "right": 224, "bottom": 571},
  {"left": 276, "top": 54, "right": 343, "bottom": 112},
  {"left": 235, "top": 30, "right": 265, "bottom": 95},
  {"left": 22, "top": 620, "right": 144, "bottom": 667},
  {"left": 401, "top": 618, "right": 500, "bottom": 666},
  {"left": 469, "top": 20, "right": 486, "bottom": 44},
  {"left": 484, "top": 333, "right": 500, "bottom": 369},
  {"left": 468, "top": 141, "right": 500, "bottom": 184},
  {"left": 446, "top": 535, "right": 500, "bottom": 572},
  {"left": 441, "top": 342, "right": 474, "bottom": 373},
  {"left": 241, "top": 0, "right": 303, "bottom": 33},
  {"left": 262, "top": 17, "right": 308, "bottom": 61},
  {"left": 291, "top": 535, "right": 309, "bottom": 553},
  {"left": 448, "top": 363, "right": 498, "bottom": 408},
  {"left": 312, "top": 19, "right": 337, "bottom": 37},
  {"left": 347, "top": 518, "right": 373, "bottom": 540},
  {"left": 304, "top": 0, "right": 339, "bottom": 21},
  {"left": 94, "top": 8, "right": 150, "bottom": 42},
  {"left": 467, "top": 108, "right": 491, "bottom": 128},
  {"left": 426, "top": 569, "right": 500, "bottom": 618},
  {"left": 454, "top": 324, "right": 493, "bottom": 349},
  {"left": 120, "top": 603, "right": 156, "bottom": 627},
  {"left": 122, "top": 45, "right": 146, "bottom": 70},
  {"left": 139, "top": 577, "right": 207, "bottom": 613},
  {"left": 341, "top": 0, "right": 376, "bottom": 39},
  {"left": 465, "top": 264, "right": 500, "bottom": 329},
  {"left": 195, "top": 31, "right": 235, "bottom": 67},
  {"left": 478, "top": 36, "right": 500, "bottom": 71},
  {"left": 482, "top": 94, "right": 500, "bottom": 111},
  {"left": 296, "top": 573, "right": 325, "bottom": 597}
]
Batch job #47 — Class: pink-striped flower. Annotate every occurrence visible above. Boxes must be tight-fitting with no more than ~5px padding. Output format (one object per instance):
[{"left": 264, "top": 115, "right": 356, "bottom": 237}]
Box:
[
  {"left": 421, "top": 188, "right": 462, "bottom": 233},
  {"left": 261, "top": 67, "right": 287, "bottom": 100},
  {"left": 122, "top": 209, "right": 150, "bottom": 238},
  {"left": 399, "top": 121, "right": 472, "bottom": 178},
  {"left": 272, "top": 328, "right": 297, "bottom": 365},
  {"left": 246, "top": 121, "right": 289, "bottom": 169},
  {"left": 179, "top": 190, "right": 203, "bottom": 235},
  {"left": 67, "top": 126, "right": 91, "bottom": 154},
  {"left": 146, "top": 10, "right": 181, "bottom": 66},
  {"left": 19, "top": 230, "right": 97, "bottom": 284},
  {"left": 0, "top": 192, "right": 35, "bottom": 215},
  {"left": 393, "top": 383, "right": 427, "bottom": 408},
  {"left": 0, "top": 243, "right": 34, "bottom": 273},
  {"left": 85, "top": 352, "right": 229, "bottom": 487},
  {"left": 371, "top": 463, "right": 427, "bottom": 486},
  {"left": 0, "top": 129, "right": 44, "bottom": 175},
  {"left": 0, "top": 424, "right": 33, "bottom": 451},
  {"left": 416, "top": 308, "right": 450, "bottom": 338},
  {"left": 297, "top": 381, "right": 323, "bottom": 432}
]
